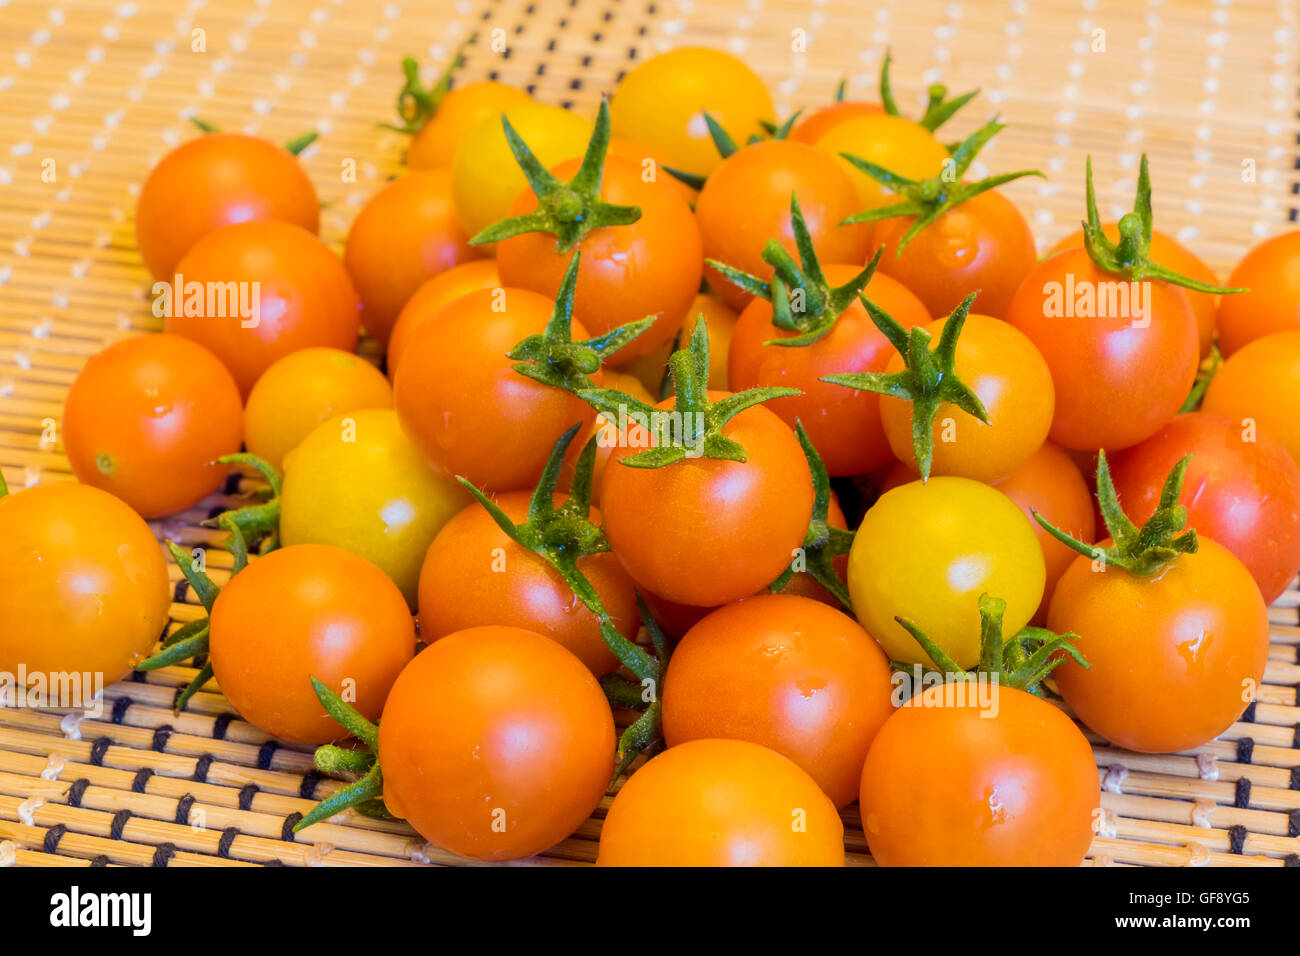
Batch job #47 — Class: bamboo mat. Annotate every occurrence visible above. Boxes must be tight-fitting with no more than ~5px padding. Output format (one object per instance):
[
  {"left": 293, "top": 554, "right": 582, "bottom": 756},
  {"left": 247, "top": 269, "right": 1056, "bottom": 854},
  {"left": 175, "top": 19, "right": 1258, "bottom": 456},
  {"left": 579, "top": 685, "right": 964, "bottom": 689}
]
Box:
[{"left": 0, "top": 0, "right": 1298, "bottom": 867}]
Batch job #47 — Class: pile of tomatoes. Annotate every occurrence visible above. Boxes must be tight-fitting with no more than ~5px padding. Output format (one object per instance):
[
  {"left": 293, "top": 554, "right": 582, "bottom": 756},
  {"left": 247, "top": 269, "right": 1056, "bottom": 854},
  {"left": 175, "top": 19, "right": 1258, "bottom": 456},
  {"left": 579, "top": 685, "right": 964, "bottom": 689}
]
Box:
[{"left": 3, "top": 41, "right": 1299, "bottom": 868}]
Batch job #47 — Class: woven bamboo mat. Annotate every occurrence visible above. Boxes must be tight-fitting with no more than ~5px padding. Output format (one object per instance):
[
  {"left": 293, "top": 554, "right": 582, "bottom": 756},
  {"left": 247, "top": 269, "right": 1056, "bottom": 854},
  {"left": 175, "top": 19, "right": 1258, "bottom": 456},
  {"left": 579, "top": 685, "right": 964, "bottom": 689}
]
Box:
[{"left": 1, "top": 0, "right": 1298, "bottom": 867}]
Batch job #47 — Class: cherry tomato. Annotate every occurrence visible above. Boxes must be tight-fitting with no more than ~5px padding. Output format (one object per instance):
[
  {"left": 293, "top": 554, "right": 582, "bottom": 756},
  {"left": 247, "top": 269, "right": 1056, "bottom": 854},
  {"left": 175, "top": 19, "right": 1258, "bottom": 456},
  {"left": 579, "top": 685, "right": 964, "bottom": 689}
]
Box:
[
  {"left": 696, "top": 140, "right": 871, "bottom": 311},
  {"left": 279, "top": 409, "right": 469, "bottom": 609},
  {"left": 607, "top": 137, "right": 698, "bottom": 204},
  {"left": 136, "top": 132, "right": 318, "bottom": 280},
  {"left": 497, "top": 155, "right": 702, "bottom": 363},
  {"left": 776, "top": 490, "right": 851, "bottom": 607},
  {"left": 394, "top": 287, "right": 598, "bottom": 491},
  {"left": 209, "top": 543, "right": 414, "bottom": 745},
  {"left": 344, "top": 169, "right": 481, "bottom": 347},
  {"left": 386, "top": 259, "right": 501, "bottom": 381},
  {"left": 1005, "top": 248, "right": 1198, "bottom": 452},
  {"left": 451, "top": 103, "right": 591, "bottom": 239},
  {"left": 1203, "top": 330, "right": 1300, "bottom": 467},
  {"left": 589, "top": 370, "right": 656, "bottom": 506},
  {"left": 244, "top": 347, "right": 393, "bottom": 471},
  {"left": 597, "top": 738, "right": 844, "bottom": 866},
  {"left": 165, "top": 221, "right": 361, "bottom": 397},
  {"left": 662, "top": 594, "right": 894, "bottom": 807},
  {"left": 860, "top": 682, "right": 1099, "bottom": 866},
  {"left": 879, "top": 313, "right": 1055, "bottom": 483},
  {"left": 788, "top": 100, "right": 884, "bottom": 145},
  {"left": 849, "top": 477, "right": 1045, "bottom": 668},
  {"left": 609, "top": 47, "right": 775, "bottom": 178},
  {"left": 1109, "top": 412, "right": 1300, "bottom": 604},
  {"left": 378, "top": 625, "right": 614, "bottom": 861},
  {"left": 407, "top": 81, "right": 533, "bottom": 169},
  {"left": 813, "top": 115, "right": 950, "bottom": 212},
  {"left": 728, "top": 264, "right": 931, "bottom": 476},
  {"left": 639, "top": 590, "right": 718, "bottom": 640},
  {"left": 0, "top": 483, "right": 170, "bottom": 686},
  {"left": 872, "top": 189, "right": 1037, "bottom": 319},
  {"left": 622, "top": 291, "right": 738, "bottom": 395},
  {"left": 600, "top": 397, "right": 813, "bottom": 607},
  {"left": 1214, "top": 230, "right": 1300, "bottom": 357},
  {"left": 63, "top": 333, "right": 243, "bottom": 518},
  {"left": 1049, "top": 223, "right": 1220, "bottom": 356},
  {"left": 1049, "top": 537, "right": 1269, "bottom": 753}
]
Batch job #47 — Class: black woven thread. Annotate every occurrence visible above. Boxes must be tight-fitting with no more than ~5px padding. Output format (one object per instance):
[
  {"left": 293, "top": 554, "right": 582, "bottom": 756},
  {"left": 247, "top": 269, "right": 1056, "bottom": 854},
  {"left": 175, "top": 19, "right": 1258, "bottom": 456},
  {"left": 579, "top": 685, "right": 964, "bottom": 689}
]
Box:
[
  {"left": 1236, "top": 738, "right": 1255, "bottom": 764},
  {"left": 193, "top": 754, "right": 213, "bottom": 783},
  {"left": 1289, "top": 809, "right": 1300, "bottom": 838},
  {"left": 1233, "top": 777, "right": 1252, "bottom": 809},
  {"left": 212, "top": 712, "right": 234, "bottom": 740},
  {"left": 223, "top": 472, "right": 243, "bottom": 495},
  {"left": 237, "top": 784, "right": 259, "bottom": 811},
  {"left": 1291, "top": 767, "right": 1300, "bottom": 790},
  {"left": 152, "top": 725, "right": 173, "bottom": 752},
  {"left": 42, "top": 824, "right": 67, "bottom": 853},
  {"left": 128, "top": 667, "right": 148, "bottom": 683},
  {"left": 1240, "top": 701, "right": 1257, "bottom": 723},
  {"left": 172, "top": 579, "right": 189, "bottom": 603},
  {"left": 109, "top": 809, "right": 131, "bottom": 840},
  {"left": 217, "top": 827, "right": 240, "bottom": 858},
  {"left": 151, "top": 843, "right": 176, "bottom": 867},
  {"left": 174, "top": 794, "right": 195, "bottom": 825},
  {"left": 89, "top": 737, "right": 110, "bottom": 766},
  {"left": 257, "top": 741, "right": 279, "bottom": 770},
  {"left": 281, "top": 813, "right": 303, "bottom": 841},
  {"left": 89, "top": 855, "right": 110, "bottom": 867},
  {"left": 66, "top": 778, "right": 90, "bottom": 809},
  {"left": 130, "top": 768, "right": 153, "bottom": 793},
  {"left": 1227, "top": 825, "right": 1247, "bottom": 854},
  {"left": 1287, "top": 854, "right": 1300, "bottom": 867},
  {"left": 299, "top": 770, "right": 323, "bottom": 800},
  {"left": 110, "top": 696, "right": 131, "bottom": 724}
]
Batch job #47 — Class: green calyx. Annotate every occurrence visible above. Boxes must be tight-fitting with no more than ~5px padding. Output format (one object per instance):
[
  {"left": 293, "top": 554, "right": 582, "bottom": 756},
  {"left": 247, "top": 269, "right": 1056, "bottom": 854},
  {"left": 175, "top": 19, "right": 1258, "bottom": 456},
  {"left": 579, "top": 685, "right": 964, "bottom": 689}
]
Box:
[
  {"left": 896, "top": 593, "right": 1089, "bottom": 696},
  {"left": 1180, "top": 345, "right": 1221, "bottom": 413},
  {"left": 1079, "top": 154, "right": 1245, "bottom": 295},
  {"left": 471, "top": 100, "right": 641, "bottom": 253},
  {"left": 821, "top": 292, "right": 989, "bottom": 481},
  {"left": 506, "top": 252, "right": 654, "bottom": 393},
  {"left": 1034, "top": 450, "right": 1198, "bottom": 577},
  {"left": 840, "top": 119, "right": 1043, "bottom": 254},
  {"left": 600, "top": 595, "right": 672, "bottom": 779},
  {"left": 768, "top": 423, "right": 854, "bottom": 610},
  {"left": 189, "top": 117, "right": 317, "bottom": 156},
  {"left": 295, "top": 678, "right": 393, "bottom": 832},
  {"left": 707, "top": 193, "right": 884, "bottom": 348},
  {"left": 386, "top": 33, "right": 476, "bottom": 133},
  {"left": 0, "top": 470, "right": 8, "bottom": 498},
  {"left": 578, "top": 318, "right": 801, "bottom": 468},
  {"left": 878, "top": 50, "right": 979, "bottom": 134}
]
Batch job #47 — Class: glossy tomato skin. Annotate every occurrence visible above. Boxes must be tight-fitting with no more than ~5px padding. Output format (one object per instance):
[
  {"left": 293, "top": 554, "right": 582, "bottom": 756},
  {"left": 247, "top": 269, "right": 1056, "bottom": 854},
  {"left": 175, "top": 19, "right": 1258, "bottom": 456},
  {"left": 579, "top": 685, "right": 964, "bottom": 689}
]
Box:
[
  {"left": 813, "top": 115, "right": 949, "bottom": 213},
  {"left": 1203, "top": 330, "right": 1300, "bottom": 468},
  {"left": 607, "top": 137, "right": 699, "bottom": 205},
  {"left": 609, "top": 47, "right": 775, "bottom": 178},
  {"left": 872, "top": 189, "right": 1037, "bottom": 319},
  {"left": 1215, "top": 231, "right": 1300, "bottom": 357},
  {"left": 599, "top": 397, "right": 813, "bottom": 607},
  {"left": 1005, "top": 249, "right": 1198, "bottom": 452},
  {"left": 728, "top": 264, "right": 931, "bottom": 476},
  {"left": 417, "top": 492, "right": 637, "bottom": 675},
  {"left": 344, "top": 170, "right": 481, "bottom": 347},
  {"left": 209, "top": 544, "right": 414, "bottom": 745},
  {"left": 386, "top": 259, "right": 501, "bottom": 381},
  {"left": 63, "top": 333, "right": 243, "bottom": 518},
  {"left": 280, "top": 409, "right": 468, "bottom": 609},
  {"left": 860, "top": 683, "right": 1099, "bottom": 866},
  {"left": 407, "top": 82, "right": 533, "bottom": 170},
  {"left": 662, "top": 594, "right": 895, "bottom": 807},
  {"left": 0, "top": 483, "right": 170, "bottom": 686},
  {"left": 136, "top": 133, "right": 319, "bottom": 280},
  {"left": 880, "top": 313, "right": 1055, "bottom": 483},
  {"left": 393, "top": 287, "right": 598, "bottom": 492},
  {"left": 696, "top": 140, "right": 871, "bottom": 311},
  {"left": 497, "top": 155, "right": 702, "bottom": 364},
  {"left": 596, "top": 738, "right": 844, "bottom": 866},
  {"left": 165, "top": 221, "right": 361, "bottom": 397},
  {"left": 849, "top": 477, "right": 1045, "bottom": 668},
  {"left": 378, "top": 625, "right": 614, "bottom": 861},
  {"left": 1109, "top": 412, "right": 1300, "bottom": 604},
  {"left": 1049, "top": 539, "right": 1269, "bottom": 753},
  {"left": 788, "top": 100, "right": 885, "bottom": 145}
]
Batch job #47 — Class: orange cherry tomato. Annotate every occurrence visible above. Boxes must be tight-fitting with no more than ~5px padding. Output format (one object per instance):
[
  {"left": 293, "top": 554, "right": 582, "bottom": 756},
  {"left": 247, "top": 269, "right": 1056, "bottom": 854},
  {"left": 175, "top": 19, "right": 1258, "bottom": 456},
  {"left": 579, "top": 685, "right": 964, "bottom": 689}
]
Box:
[
  {"left": 386, "top": 259, "right": 501, "bottom": 381},
  {"left": 788, "top": 100, "right": 885, "bottom": 145},
  {"left": 872, "top": 189, "right": 1037, "bottom": 319},
  {"left": 406, "top": 81, "right": 533, "bottom": 169},
  {"left": 0, "top": 483, "right": 170, "bottom": 687},
  {"left": 378, "top": 625, "right": 614, "bottom": 861},
  {"left": 607, "top": 136, "right": 698, "bottom": 205},
  {"left": 1203, "top": 330, "right": 1300, "bottom": 467},
  {"left": 63, "top": 333, "right": 243, "bottom": 518},
  {"left": 208, "top": 544, "right": 414, "bottom": 745},
  {"left": 879, "top": 313, "right": 1055, "bottom": 483},
  {"left": 165, "top": 221, "right": 361, "bottom": 397},
  {"left": 662, "top": 594, "right": 894, "bottom": 807},
  {"left": 344, "top": 170, "right": 482, "bottom": 347},
  {"left": 597, "top": 738, "right": 844, "bottom": 866},
  {"left": 417, "top": 492, "right": 637, "bottom": 675},
  {"left": 728, "top": 264, "right": 931, "bottom": 476},
  {"left": 497, "top": 156, "right": 702, "bottom": 364},
  {"left": 696, "top": 140, "right": 871, "bottom": 311},
  {"left": 393, "top": 287, "right": 597, "bottom": 491},
  {"left": 1049, "top": 537, "right": 1269, "bottom": 753},
  {"left": 860, "top": 682, "right": 1099, "bottom": 866},
  {"left": 136, "top": 132, "right": 319, "bottom": 280},
  {"left": 1215, "top": 230, "right": 1300, "bottom": 357}
]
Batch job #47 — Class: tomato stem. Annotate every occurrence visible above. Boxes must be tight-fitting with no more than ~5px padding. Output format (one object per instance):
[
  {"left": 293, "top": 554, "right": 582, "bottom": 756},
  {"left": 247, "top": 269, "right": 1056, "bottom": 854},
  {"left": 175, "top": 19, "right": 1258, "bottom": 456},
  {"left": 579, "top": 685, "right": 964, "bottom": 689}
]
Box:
[
  {"left": 878, "top": 50, "right": 980, "bottom": 134},
  {"left": 1180, "top": 344, "right": 1221, "bottom": 413},
  {"left": 295, "top": 679, "right": 388, "bottom": 833},
  {"left": 0, "top": 470, "right": 8, "bottom": 498},
  {"left": 388, "top": 33, "right": 477, "bottom": 134}
]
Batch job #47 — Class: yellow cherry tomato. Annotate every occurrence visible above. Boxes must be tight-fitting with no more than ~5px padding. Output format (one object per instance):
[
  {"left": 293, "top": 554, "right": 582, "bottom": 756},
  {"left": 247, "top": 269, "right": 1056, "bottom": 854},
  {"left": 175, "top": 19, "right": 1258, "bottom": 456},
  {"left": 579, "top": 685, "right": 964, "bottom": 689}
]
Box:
[
  {"left": 450, "top": 102, "right": 591, "bottom": 239},
  {"left": 407, "top": 81, "right": 533, "bottom": 170},
  {"left": 848, "top": 477, "right": 1045, "bottom": 669},
  {"left": 814, "top": 114, "right": 950, "bottom": 212},
  {"left": 279, "top": 408, "right": 469, "bottom": 608},
  {"left": 244, "top": 348, "right": 393, "bottom": 471},
  {"left": 610, "top": 47, "right": 774, "bottom": 178}
]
